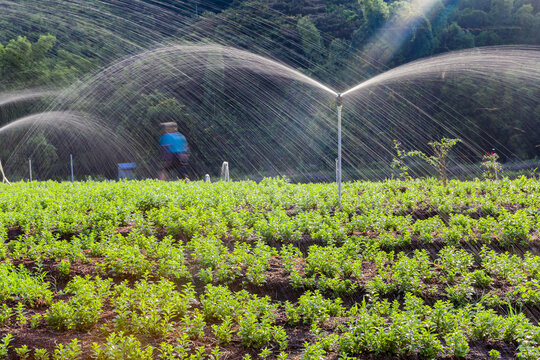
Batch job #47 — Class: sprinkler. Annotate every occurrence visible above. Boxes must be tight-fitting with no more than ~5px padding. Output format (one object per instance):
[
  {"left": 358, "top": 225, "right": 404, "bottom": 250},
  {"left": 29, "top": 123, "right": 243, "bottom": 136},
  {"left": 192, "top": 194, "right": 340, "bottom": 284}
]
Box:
[{"left": 336, "top": 93, "right": 343, "bottom": 208}]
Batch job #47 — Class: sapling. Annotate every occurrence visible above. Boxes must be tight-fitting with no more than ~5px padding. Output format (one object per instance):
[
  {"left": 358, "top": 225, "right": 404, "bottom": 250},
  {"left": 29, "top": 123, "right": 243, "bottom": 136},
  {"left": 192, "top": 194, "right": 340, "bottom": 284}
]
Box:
[
  {"left": 482, "top": 152, "right": 502, "bottom": 180},
  {"left": 408, "top": 138, "right": 461, "bottom": 187},
  {"left": 391, "top": 140, "right": 412, "bottom": 180}
]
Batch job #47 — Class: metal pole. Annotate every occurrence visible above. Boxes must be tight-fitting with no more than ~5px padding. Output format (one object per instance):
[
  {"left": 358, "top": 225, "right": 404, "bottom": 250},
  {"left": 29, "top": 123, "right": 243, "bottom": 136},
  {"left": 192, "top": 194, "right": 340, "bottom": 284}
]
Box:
[
  {"left": 70, "top": 154, "right": 74, "bottom": 182},
  {"left": 336, "top": 94, "right": 343, "bottom": 208},
  {"left": 29, "top": 159, "right": 32, "bottom": 181}
]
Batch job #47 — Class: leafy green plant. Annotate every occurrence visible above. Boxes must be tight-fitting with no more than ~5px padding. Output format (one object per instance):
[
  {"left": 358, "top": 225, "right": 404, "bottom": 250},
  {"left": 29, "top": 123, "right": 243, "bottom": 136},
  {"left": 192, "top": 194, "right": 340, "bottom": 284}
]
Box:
[
  {"left": 471, "top": 269, "right": 493, "bottom": 288},
  {"left": 0, "top": 263, "right": 52, "bottom": 306},
  {"left": 444, "top": 330, "right": 470, "bottom": 357},
  {"left": 446, "top": 276, "right": 474, "bottom": 305},
  {"left": 15, "top": 345, "right": 31, "bottom": 360},
  {"left": 113, "top": 280, "right": 195, "bottom": 338},
  {"left": 489, "top": 349, "right": 502, "bottom": 359},
  {"left": 0, "top": 334, "right": 12, "bottom": 359},
  {"left": 212, "top": 316, "right": 234, "bottom": 345},
  {"left": 15, "top": 302, "right": 27, "bottom": 326},
  {"left": 0, "top": 304, "right": 12, "bottom": 326},
  {"left": 52, "top": 339, "right": 82, "bottom": 360},
  {"left": 34, "top": 348, "right": 49, "bottom": 360},
  {"left": 57, "top": 259, "right": 71, "bottom": 278},
  {"left": 46, "top": 276, "right": 111, "bottom": 331},
  {"left": 92, "top": 332, "right": 154, "bottom": 360},
  {"left": 285, "top": 290, "right": 344, "bottom": 325},
  {"left": 181, "top": 308, "right": 206, "bottom": 339},
  {"left": 437, "top": 246, "right": 473, "bottom": 283},
  {"left": 301, "top": 341, "right": 326, "bottom": 360}
]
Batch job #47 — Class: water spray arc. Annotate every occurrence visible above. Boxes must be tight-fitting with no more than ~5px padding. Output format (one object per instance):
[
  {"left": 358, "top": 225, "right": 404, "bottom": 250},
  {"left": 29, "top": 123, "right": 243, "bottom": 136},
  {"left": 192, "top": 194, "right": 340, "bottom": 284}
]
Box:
[{"left": 0, "top": 161, "right": 10, "bottom": 185}]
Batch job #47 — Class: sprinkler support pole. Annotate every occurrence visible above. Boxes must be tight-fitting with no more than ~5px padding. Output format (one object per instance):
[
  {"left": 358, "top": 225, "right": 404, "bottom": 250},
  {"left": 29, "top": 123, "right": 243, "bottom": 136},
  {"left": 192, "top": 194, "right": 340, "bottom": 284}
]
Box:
[
  {"left": 29, "top": 159, "right": 32, "bottom": 181},
  {"left": 336, "top": 93, "right": 343, "bottom": 208},
  {"left": 70, "top": 154, "right": 74, "bottom": 182}
]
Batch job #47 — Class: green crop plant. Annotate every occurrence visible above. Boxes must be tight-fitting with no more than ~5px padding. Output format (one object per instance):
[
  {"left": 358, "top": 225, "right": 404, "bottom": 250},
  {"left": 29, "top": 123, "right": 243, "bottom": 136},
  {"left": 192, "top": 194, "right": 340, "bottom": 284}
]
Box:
[
  {"left": 15, "top": 302, "right": 27, "bottom": 326},
  {"left": 499, "top": 210, "right": 533, "bottom": 246},
  {"left": 99, "top": 243, "right": 153, "bottom": 278},
  {"left": 437, "top": 246, "right": 474, "bottom": 283},
  {"left": 517, "top": 337, "right": 540, "bottom": 360},
  {"left": 30, "top": 313, "right": 42, "bottom": 329},
  {"left": 92, "top": 332, "right": 153, "bottom": 360},
  {"left": 112, "top": 279, "right": 194, "bottom": 337},
  {"left": 0, "top": 334, "right": 12, "bottom": 359},
  {"left": 0, "top": 304, "right": 12, "bottom": 326},
  {"left": 237, "top": 313, "right": 274, "bottom": 349},
  {"left": 52, "top": 339, "right": 82, "bottom": 360},
  {"left": 471, "top": 270, "right": 493, "bottom": 288},
  {"left": 286, "top": 290, "right": 344, "bottom": 325},
  {"left": 390, "top": 250, "right": 433, "bottom": 294},
  {"left": 15, "top": 345, "right": 31, "bottom": 360},
  {"left": 445, "top": 276, "right": 475, "bottom": 305},
  {"left": 412, "top": 216, "right": 444, "bottom": 243},
  {"left": 212, "top": 316, "right": 234, "bottom": 344},
  {"left": 0, "top": 263, "right": 52, "bottom": 306},
  {"left": 200, "top": 285, "right": 243, "bottom": 321},
  {"left": 181, "top": 308, "right": 206, "bottom": 339},
  {"left": 34, "top": 349, "right": 49, "bottom": 360},
  {"left": 301, "top": 341, "right": 326, "bottom": 360},
  {"left": 444, "top": 330, "right": 470, "bottom": 357},
  {"left": 46, "top": 276, "right": 111, "bottom": 331},
  {"left": 471, "top": 308, "right": 503, "bottom": 341}
]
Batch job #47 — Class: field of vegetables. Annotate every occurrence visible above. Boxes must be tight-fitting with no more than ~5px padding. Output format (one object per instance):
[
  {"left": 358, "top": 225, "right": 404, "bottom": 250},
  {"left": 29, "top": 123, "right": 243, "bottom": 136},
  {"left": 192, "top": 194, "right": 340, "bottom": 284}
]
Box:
[{"left": 0, "top": 177, "right": 540, "bottom": 359}]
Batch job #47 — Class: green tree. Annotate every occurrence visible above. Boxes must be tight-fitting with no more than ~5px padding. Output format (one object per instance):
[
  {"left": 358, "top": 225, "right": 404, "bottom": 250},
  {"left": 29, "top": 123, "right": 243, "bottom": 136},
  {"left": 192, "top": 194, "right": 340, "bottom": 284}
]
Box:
[
  {"left": 438, "top": 22, "right": 475, "bottom": 51},
  {"left": 297, "top": 17, "right": 325, "bottom": 63},
  {"left": 490, "top": 0, "right": 514, "bottom": 24},
  {"left": 359, "top": 0, "right": 390, "bottom": 30}
]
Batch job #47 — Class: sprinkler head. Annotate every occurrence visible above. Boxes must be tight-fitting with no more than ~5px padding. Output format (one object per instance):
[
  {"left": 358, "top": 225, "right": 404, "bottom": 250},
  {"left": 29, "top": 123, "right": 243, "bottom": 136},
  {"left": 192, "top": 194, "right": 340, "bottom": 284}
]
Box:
[{"left": 336, "top": 93, "right": 343, "bottom": 107}]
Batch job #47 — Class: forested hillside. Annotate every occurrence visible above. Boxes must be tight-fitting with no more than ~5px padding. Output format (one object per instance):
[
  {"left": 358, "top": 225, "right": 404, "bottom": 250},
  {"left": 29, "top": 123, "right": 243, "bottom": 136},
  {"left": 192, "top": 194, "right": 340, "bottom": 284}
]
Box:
[{"left": 0, "top": 0, "right": 539, "bottom": 180}]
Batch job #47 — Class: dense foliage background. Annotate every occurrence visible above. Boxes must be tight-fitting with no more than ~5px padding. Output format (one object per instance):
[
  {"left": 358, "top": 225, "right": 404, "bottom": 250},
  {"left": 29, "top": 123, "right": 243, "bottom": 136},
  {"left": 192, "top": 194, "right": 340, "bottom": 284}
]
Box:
[{"left": 0, "top": 0, "right": 539, "bottom": 180}]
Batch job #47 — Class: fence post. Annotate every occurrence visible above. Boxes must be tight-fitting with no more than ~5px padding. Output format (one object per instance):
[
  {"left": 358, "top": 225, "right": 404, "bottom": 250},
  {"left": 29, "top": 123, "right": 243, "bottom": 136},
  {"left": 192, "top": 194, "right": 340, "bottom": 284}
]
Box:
[{"left": 221, "top": 162, "right": 230, "bottom": 182}]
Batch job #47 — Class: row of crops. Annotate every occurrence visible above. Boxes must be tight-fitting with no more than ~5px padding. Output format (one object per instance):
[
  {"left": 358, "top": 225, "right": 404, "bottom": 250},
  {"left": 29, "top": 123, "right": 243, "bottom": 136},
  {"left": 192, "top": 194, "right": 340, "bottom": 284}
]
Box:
[{"left": 0, "top": 177, "right": 539, "bottom": 359}]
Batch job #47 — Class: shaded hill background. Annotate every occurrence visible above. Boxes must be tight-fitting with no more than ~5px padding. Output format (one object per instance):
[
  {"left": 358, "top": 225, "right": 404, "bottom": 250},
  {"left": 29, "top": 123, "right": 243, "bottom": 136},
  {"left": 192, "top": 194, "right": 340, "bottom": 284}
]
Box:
[{"left": 0, "top": 0, "right": 539, "bottom": 180}]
